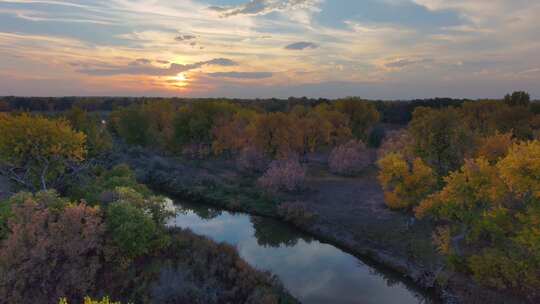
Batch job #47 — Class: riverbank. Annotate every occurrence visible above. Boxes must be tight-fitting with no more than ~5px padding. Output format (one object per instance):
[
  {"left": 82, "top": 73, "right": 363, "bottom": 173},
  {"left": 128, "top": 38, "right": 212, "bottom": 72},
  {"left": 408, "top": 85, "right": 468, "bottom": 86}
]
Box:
[{"left": 109, "top": 146, "right": 528, "bottom": 304}]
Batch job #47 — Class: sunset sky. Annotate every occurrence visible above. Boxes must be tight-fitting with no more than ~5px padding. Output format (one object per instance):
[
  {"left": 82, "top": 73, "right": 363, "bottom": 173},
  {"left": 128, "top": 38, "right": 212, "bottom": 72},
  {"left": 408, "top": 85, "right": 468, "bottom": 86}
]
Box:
[{"left": 0, "top": 0, "right": 539, "bottom": 99}]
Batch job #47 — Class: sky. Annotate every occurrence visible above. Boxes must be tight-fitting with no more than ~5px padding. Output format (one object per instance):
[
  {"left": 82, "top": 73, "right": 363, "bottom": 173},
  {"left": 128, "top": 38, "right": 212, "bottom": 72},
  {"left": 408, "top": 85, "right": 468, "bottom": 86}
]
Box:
[{"left": 0, "top": 0, "right": 539, "bottom": 99}]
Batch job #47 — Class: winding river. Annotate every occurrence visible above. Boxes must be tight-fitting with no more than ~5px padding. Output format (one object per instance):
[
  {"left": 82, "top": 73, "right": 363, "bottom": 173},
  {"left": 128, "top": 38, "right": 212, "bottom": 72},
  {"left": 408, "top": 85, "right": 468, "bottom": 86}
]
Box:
[{"left": 167, "top": 199, "right": 437, "bottom": 304}]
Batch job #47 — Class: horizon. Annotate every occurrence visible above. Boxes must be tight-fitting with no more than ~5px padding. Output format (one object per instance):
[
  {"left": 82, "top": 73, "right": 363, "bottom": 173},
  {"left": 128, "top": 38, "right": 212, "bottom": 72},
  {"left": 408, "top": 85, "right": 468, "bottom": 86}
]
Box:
[{"left": 1, "top": 0, "right": 539, "bottom": 99}]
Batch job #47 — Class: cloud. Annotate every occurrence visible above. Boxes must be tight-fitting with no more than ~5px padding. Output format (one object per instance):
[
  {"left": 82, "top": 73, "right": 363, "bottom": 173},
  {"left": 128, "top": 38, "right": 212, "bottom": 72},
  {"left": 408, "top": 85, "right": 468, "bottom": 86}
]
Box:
[
  {"left": 207, "top": 71, "right": 273, "bottom": 79},
  {"left": 209, "top": 0, "right": 318, "bottom": 17},
  {"left": 78, "top": 58, "right": 238, "bottom": 76},
  {"left": 284, "top": 41, "right": 319, "bottom": 50},
  {"left": 383, "top": 57, "right": 433, "bottom": 69},
  {"left": 175, "top": 34, "right": 196, "bottom": 42}
]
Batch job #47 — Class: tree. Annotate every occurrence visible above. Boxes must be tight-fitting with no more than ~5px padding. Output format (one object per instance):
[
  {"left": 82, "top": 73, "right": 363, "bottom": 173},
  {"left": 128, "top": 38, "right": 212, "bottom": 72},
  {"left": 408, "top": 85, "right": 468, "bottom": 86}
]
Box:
[
  {"left": 377, "top": 153, "right": 437, "bottom": 211},
  {"left": 258, "top": 158, "right": 306, "bottom": 193},
  {"left": 212, "top": 110, "right": 257, "bottom": 155},
  {"left": 0, "top": 114, "right": 86, "bottom": 191},
  {"left": 140, "top": 101, "right": 176, "bottom": 150},
  {"left": 66, "top": 107, "right": 112, "bottom": 157},
  {"left": 474, "top": 132, "right": 514, "bottom": 164},
  {"left": 334, "top": 98, "right": 380, "bottom": 141},
  {"left": 112, "top": 106, "right": 151, "bottom": 146},
  {"left": 504, "top": 91, "right": 530, "bottom": 107},
  {"left": 105, "top": 187, "right": 170, "bottom": 260},
  {"left": 415, "top": 142, "right": 540, "bottom": 297},
  {"left": 408, "top": 107, "right": 472, "bottom": 175},
  {"left": 329, "top": 140, "right": 370, "bottom": 176}
]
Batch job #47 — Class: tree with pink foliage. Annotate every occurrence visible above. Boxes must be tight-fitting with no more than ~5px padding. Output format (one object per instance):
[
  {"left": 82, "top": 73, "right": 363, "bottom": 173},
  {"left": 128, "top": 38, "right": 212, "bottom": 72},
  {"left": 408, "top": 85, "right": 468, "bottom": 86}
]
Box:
[
  {"left": 258, "top": 158, "right": 306, "bottom": 192},
  {"left": 0, "top": 191, "right": 105, "bottom": 302},
  {"left": 328, "top": 140, "right": 370, "bottom": 176},
  {"left": 236, "top": 146, "right": 269, "bottom": 174}
]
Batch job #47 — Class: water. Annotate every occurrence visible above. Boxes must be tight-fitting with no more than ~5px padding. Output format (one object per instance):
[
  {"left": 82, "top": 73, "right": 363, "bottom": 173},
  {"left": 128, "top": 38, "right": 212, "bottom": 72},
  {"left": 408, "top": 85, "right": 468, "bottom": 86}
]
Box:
[{"left": 167, "top": 200, "right": 435, "bottom": 304}]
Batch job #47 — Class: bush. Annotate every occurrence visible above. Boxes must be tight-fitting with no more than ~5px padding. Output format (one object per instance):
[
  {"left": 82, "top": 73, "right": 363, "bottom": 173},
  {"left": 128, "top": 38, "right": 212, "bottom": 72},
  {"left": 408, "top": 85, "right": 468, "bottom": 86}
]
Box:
[
  {"left": 0, "top": 193, "right": 105, "bottom": 302},
  {"left": 328, "top": 140, "right": 370, "bottom": 176},
  {"left": 258, "top": 159, "right": 306, "bottom": 193},
  {"left": 377, "top": 129, "right": 412, "bottom": 160},
  {"left": 105, "top": 188, "right": 170, "bottom": 260},
  {"left": 236, "top": 146, "right": 269, "bottom": 174}
]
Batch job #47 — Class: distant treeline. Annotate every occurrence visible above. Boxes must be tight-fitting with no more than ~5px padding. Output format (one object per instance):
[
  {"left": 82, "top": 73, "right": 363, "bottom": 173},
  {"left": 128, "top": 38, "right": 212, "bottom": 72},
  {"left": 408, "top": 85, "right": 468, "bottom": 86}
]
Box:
[{"left": 3, "top": 95, "right": 529, "bottom": 125}]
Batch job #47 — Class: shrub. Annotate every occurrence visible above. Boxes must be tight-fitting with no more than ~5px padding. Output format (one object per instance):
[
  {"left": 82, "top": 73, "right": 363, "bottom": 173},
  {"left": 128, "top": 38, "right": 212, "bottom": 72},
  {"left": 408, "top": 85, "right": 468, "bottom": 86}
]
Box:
[
  {"left": 377, "top": 129, "right": 412, "bottom": 160},
  {"left": 105, "top": 188, "right": 170, "bottom": 260},
  {"left": 328, "top": 140, "right": 370, "bottom": 176},
  {"left": 0, "top": 193, "right": 105, "bottom": 302},
  {"left": 236, "top": 146, "right": 269, "bottom": 174},
  {"left": 258, "top": 159, "right": 306, "bottom": 193}
]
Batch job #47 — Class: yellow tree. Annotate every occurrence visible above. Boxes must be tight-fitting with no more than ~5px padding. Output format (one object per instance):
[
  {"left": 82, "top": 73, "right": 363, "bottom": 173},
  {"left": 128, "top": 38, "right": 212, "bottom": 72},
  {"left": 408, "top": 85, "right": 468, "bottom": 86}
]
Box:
[
  {"left": 416, "top": 142, "right": 540, "bottom": 295},
  {"left": 0, "top": 113, "right": 86, "bottom": 191},
  {"left": 377, "top": 152, "right": 437, "bottom": 211}
]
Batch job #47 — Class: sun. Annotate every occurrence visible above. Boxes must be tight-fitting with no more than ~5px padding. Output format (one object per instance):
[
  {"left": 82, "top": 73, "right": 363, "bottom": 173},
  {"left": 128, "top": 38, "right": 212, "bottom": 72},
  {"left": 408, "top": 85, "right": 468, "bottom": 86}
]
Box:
[
  {"left": 167, "top": 73, "right": 189, "bottom": 89},
  {"left": 175, "top": 73, "right": 187, "bottom": 82}
]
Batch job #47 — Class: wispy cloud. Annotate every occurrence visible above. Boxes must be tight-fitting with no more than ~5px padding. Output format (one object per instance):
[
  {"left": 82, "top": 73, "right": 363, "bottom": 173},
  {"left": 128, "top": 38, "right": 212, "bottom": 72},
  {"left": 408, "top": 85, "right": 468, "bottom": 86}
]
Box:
[
  {"left": 78, "top": 58, "right": 238, "bottom": 76},
  {"left": 208, "top": 71, "right": 273, "bottom": 79},
  {"left": 284, "top": 41, "right": 318, "bottom": 50}
]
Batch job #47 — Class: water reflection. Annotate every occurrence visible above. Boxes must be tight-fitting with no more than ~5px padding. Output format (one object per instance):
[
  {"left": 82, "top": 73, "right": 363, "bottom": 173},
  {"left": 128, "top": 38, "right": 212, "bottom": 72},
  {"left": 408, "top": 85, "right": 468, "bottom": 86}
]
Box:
[{"left": 168, "top": 200, "right": 436, "bottom": 304}]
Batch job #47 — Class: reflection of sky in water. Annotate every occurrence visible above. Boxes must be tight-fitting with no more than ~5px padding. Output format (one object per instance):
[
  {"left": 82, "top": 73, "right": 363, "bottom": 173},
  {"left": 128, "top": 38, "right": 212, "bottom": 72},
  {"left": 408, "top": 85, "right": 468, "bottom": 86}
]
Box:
[{"left": 168, "top": 204, "right": 428, "bottom": 304}]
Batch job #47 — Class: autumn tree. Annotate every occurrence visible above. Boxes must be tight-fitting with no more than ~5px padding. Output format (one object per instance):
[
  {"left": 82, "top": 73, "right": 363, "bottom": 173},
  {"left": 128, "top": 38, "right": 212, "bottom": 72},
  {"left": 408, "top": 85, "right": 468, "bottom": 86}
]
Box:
[
  {"left": 334, "top": 98, "right": 380, "bottom": 141},
  {"left": 0, "top": 114, "right": 86, "bottom": 191},
  {"left": 377, "top": 153, "right": 437, "bottom": 211},
  {"left": 474, "top": 132, "right": 514, "bottom": 163},
  {"left": 329, "top": 140, "right": 370, "bottom": 176},
  {"left": 212, "top": 110, "right": 258, "bottom": 155},
  {"left": 416, "top": 141, "right": 540, "bottom": 297},
  {"left": 409, "top": 107, "right": 472, "bottom": 175},
  {"left": 140, "top": 100, "right": 176, "bottom": 150},
  {"left": 313, "top": 104, "right": 353, "bottom": 146}
]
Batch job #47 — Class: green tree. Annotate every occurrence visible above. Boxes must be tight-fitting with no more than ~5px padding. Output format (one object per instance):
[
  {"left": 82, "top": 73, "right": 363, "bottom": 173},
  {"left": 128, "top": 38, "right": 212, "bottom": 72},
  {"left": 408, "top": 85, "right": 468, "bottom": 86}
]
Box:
[
  {"left": 504, "top": 91, "right": 530, "bottom": 107},
  {"left": 409, "top": 107, "right": 472, "bottom": 175}
]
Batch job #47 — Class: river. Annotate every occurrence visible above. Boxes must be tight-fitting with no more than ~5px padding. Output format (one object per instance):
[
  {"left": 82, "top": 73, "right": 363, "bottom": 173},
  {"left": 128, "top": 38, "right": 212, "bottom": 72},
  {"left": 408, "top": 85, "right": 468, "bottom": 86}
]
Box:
[{"left": 167, "top": 199, "right": 436, "bottom": 304}]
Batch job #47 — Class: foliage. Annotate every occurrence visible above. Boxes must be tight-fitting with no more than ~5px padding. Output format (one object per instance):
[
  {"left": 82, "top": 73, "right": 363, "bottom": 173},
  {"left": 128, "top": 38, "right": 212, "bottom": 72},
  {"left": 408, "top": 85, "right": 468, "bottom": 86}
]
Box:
[
  {"left": 377, "top": 129, "right": 412, "bottom": 160},
  {"left": 0, "top": 113, "right": 86, "bottom": 191},
  {"left": 258, "top": 158, "right": 306, "bottom": 193},
  {"left": 67, "top": 164, "right": 151, "bottom": 205},
  {"left": 328, "top": 140, "right": 370, "bottom": 176},
  {"left": 172, "top": 102, "right": 239, "bottom": 151},
  {"left": 415, "top": 141, "right": 540, "bottom": 297},
  {"left": 66, "top": 107, "right": 112, "bottom": 157},
  {"left": 212, "top": 110, "right": 257, "bottom": 155},
  {"left": 504, "top": 91, "right": 530, "bottom": 107},
  {"left": 0, "top": 191, "right": 104, "bottom": 302},
  {"left": 236, "top": 146, "right": 270, "bottom": 174},
  {"left": 474, "top": 132, "right": 514, "bottom": 163},
  {"left": 334, "top": 98, "right": 380, "bottom": 141},
  {"left": 377, "top": 153, "right": 437, "bottom": 211},
  {"left": 105, "top": 187, "right": 170, "bottom": 260},
  {"left": 111, "top": 105, "right": 151, "bottom": 146},
  {"left": 409, "top": 107, "right": 472, "bottom": 175}
]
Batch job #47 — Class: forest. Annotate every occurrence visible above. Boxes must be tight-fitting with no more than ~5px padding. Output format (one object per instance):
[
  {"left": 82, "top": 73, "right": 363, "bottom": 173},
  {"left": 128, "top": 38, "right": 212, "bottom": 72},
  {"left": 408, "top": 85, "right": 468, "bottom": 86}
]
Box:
[{"left": 0, "top": 92, "right": 539, "bottom": 304}]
